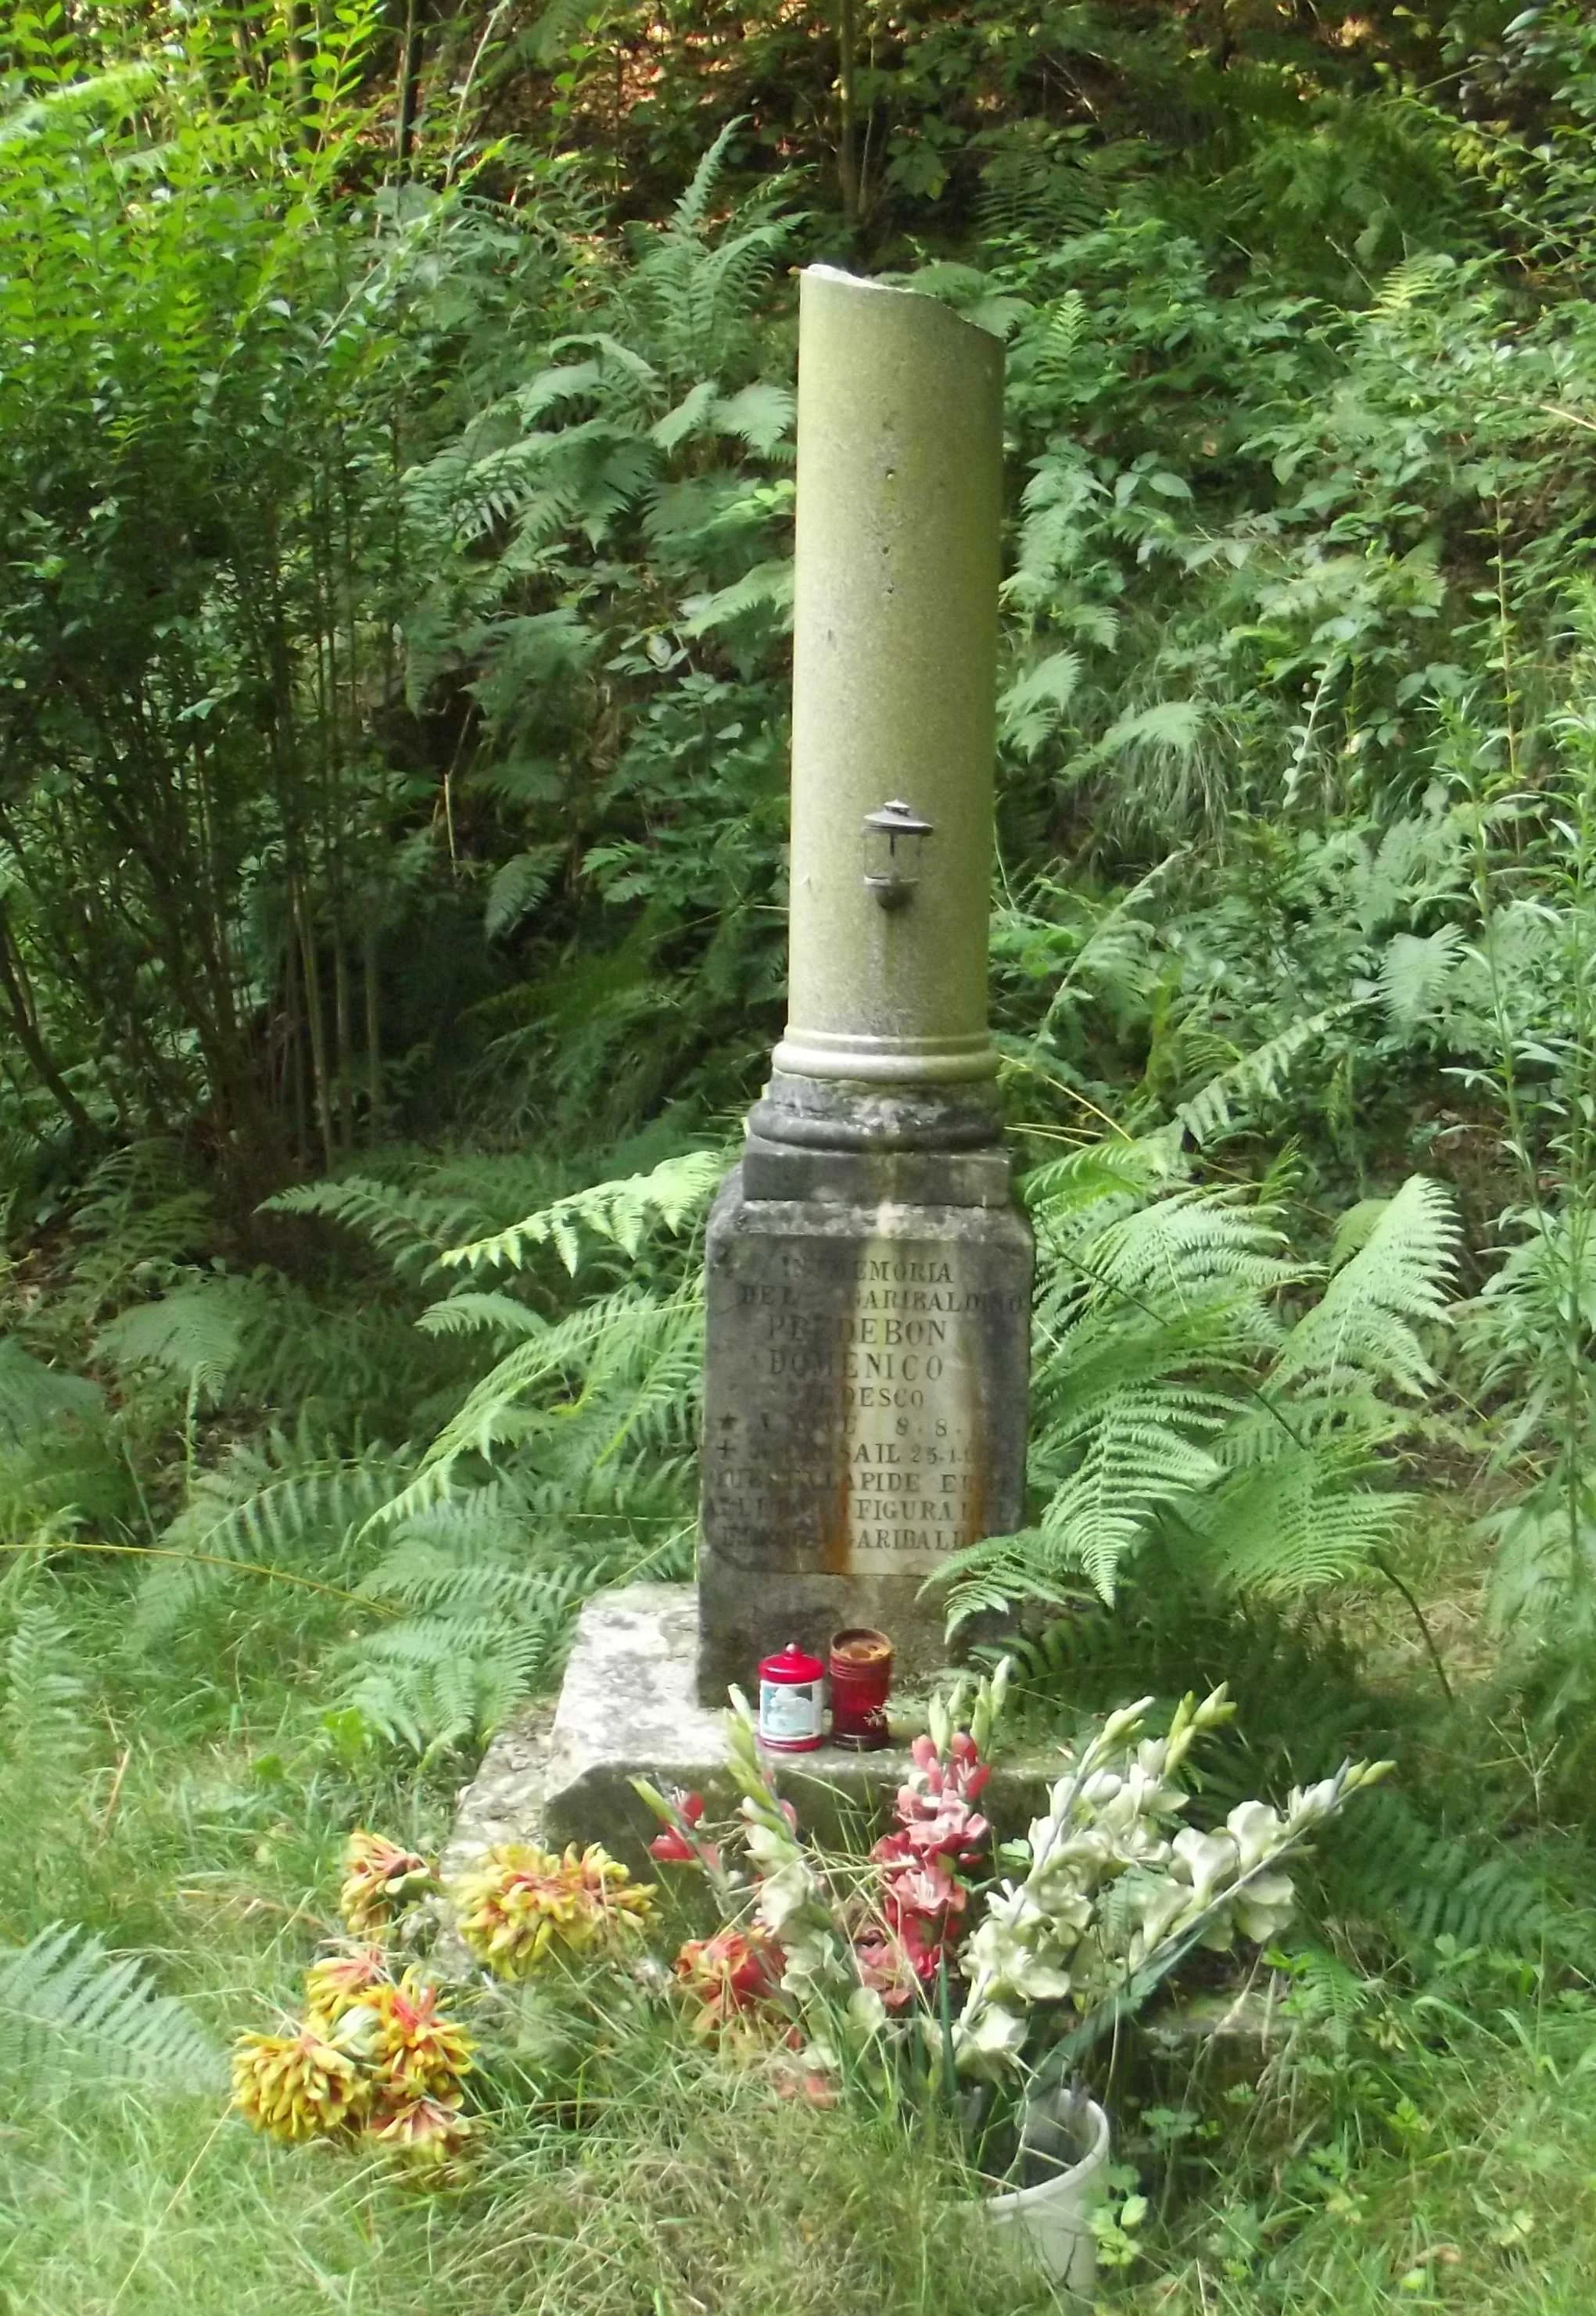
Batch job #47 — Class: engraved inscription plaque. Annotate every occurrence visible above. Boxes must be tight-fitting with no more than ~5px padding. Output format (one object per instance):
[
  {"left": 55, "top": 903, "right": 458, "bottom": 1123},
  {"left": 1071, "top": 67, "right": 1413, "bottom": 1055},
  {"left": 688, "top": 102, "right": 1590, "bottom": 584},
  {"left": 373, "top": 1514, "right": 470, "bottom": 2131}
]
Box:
[{"left": 697, "top": 1167, "right": 1031, "bottom": 1701}]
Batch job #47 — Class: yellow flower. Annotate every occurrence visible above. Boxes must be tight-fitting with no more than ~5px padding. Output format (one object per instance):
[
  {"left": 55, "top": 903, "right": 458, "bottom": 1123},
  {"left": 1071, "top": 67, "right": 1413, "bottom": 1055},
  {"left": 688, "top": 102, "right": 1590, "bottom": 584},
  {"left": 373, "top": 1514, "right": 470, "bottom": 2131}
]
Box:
[
  {"left": 451, "top": 1841, "right": 655, "bottom": 1979},
  {"left": 231, "top": 2024, "right": 368, "bottom": 2143},
  {"left": 339, "top": 1830, "right": 436, "bottom": 1935},
  {"left": 370, "top": 2092, "right": 476, "bottom": 2178},
  {"left": 304, "top": 1943, "right": 392, "bottom": 2028},
  {"left": 369, "top": 1969, "right": 474, "bottom": 2100}
]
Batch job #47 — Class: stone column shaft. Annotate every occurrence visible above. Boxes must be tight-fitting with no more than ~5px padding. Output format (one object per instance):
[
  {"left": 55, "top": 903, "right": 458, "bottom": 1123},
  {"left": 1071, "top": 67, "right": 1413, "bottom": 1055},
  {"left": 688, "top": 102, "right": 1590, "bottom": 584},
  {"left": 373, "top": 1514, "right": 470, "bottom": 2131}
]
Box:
[{"left": 771, "top": 267, "right": 1004, "bottom": 1100}]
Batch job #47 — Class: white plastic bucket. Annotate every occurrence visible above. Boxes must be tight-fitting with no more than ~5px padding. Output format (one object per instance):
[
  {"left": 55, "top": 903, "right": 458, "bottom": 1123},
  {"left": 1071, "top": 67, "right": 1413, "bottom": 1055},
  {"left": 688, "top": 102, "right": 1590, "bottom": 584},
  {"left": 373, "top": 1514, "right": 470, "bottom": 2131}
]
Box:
[{"left": 978, "top": 2097, "right": 1110, "bottom": 2300}]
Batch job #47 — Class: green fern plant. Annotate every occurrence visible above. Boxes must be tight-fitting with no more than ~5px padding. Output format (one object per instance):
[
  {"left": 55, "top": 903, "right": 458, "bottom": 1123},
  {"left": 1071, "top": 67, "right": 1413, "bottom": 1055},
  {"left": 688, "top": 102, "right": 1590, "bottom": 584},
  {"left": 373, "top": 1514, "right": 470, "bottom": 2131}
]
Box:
[
  {"left": 91, "top": 1275, "right": 256, "bottom": 1414},
  {"left": 436, "top": 1148, "right": 723, "bottom": 1278},
  {"left": 0, "top": 1340, "right": 131, "bottom": 1545},
  {"left": 59, "top": 1142, "right": 217, "bottom": 1323},
  {"left": 1, "top": 1594, "right": 91, "bottom": 1814},
  {"left": 274, "top": 1154, "right": 719, "bottom": 1753},
  {"left": 0, "top": 1579, "right": 100, "bottom": 1919},
  {"left": 262, "top": 1174, "right": 507, "bottom": 1280},
  {"left": 1175, "top": 1008, "right": 1356, "bottom": 1149},
  {"left": 0, "top": 1924, "right": 222, "bottom": 2093},
  {"left": 336, "top": 1488, "right": 640, "bottom": 1754},
  {"left": 132, "top": 1424, "right": 413, "bottom": 1642},
  {"left": 942, "top": 1142, "right": 1458, "bottom": 1622},
  {"left": 404, "top": 124, "right": 793, "bottom": 588}
]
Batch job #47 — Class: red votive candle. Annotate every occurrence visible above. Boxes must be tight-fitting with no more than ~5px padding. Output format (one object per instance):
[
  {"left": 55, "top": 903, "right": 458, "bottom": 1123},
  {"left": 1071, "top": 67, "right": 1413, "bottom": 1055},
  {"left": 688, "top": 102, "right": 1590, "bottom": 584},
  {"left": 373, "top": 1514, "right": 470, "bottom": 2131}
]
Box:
[
  {"left": 757, "top": 1640, "right": 827, "bottom": 1751},
  {"left": 829, "top": 1628, "right": 893, "bottom": 1750}
]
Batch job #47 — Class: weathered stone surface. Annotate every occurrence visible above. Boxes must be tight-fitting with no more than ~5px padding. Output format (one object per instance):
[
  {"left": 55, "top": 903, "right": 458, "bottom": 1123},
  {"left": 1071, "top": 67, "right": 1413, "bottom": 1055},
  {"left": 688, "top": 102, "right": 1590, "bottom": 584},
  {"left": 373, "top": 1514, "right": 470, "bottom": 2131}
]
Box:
[
  {"left": 741, "top": 1132, "right": 1014, "bottom": 1209},
  {"left": 774, "top": 268, "right": 1004, "bottom": 1092},
  {"left": 744, "top": 1077, "right": 1013, "bottom": 1205},
  {"left": 446, "top": 1583, "right": 1056, "bottom": 1881},
  {"left": 748, "top": 1072, "right": 1006, "bottom": 1160},
  {"left": 698, "top": 1165, "right": 1031, "bottom": 1703}
]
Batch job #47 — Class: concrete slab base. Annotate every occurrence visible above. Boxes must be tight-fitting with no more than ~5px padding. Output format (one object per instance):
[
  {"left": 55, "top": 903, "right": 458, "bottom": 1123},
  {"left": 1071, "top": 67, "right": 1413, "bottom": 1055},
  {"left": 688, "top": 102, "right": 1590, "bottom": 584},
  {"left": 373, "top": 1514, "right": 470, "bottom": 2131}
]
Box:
[{"left": 443, "top": 1580, "right": 1057, "bottom": 1884}]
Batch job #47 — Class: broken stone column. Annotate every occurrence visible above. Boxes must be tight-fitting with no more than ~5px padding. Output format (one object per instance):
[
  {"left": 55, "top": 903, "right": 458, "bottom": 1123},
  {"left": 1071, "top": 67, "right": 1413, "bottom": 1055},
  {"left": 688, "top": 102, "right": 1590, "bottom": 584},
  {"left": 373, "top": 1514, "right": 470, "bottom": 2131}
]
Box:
[{"left": 698, "top": 267, "right": 1031, "bottom": 1703}]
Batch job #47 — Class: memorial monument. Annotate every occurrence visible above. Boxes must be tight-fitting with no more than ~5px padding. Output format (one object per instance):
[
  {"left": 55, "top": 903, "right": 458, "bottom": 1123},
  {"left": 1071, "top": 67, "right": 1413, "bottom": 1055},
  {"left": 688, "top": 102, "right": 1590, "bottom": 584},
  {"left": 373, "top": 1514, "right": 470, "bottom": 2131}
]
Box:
[
  {"left": 445, "top": 267, "right": 1032, "bottom": 1874},
  {"left": 698, "top": 264, "right": 1032, "bottom": 1698}
]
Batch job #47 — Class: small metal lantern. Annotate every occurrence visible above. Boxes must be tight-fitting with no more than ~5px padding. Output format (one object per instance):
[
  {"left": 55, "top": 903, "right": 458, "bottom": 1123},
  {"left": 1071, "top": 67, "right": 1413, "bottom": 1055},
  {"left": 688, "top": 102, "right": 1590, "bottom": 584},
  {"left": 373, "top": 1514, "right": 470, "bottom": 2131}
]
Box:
[{"left": 862, "top": 798, "right": 934, "bottom": 912}]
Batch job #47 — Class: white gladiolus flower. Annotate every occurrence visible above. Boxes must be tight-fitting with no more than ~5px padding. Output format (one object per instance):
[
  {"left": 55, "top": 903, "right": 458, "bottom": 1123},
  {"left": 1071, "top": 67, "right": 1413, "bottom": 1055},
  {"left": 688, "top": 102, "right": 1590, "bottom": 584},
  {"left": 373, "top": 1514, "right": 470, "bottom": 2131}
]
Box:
[
  {"left": 931, "top": 1689, "right": 1380, "bottom": 2080},
  {"left": 1170, "top": 1826, "right": 1239, "bottom": 1908},
  {"left": 1288, "top": 1776, "right": 1341, "bottom": 1826},
  {"left": 755, "top": 1859, "right": 819, "bottom": 1934},
  {"left": 1232, "top": 1870, "right": 1297, "bottom": 1945},
  {"left": 1033, "top": 1832, "right": 1116, "bottom": 1891},
  {"left": 1081, "top": 1769, "right": 1125, "bottom": 1808},
  {"left": 1225, "top": 1798, "right": 1284, "bottom": 1873},
  {"left": 953, "top": 2000, "right": 1029, "bottom": 2074},
  {"left": 1012, "top": 1954, "right": 1077, "bottom": 2001},
  {"left": 742, "top": 1821, "right": 794, "bottom": 1870},
  {"left": 848, "top": 1984, "right": 888, "bottom": 2038},
  {"left": 1132, "top": 1877, "right": 1193, "bottom": 1954}
]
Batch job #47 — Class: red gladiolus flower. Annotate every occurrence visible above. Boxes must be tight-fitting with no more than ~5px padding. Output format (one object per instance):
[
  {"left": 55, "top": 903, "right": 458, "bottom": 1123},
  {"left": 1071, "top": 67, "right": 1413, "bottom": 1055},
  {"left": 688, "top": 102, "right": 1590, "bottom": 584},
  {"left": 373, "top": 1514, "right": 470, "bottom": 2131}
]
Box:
[
  {"left": 649, "top": 1790, "right": 721, "bottom": 1873},
  {"left": 674, "top": 1927, "right": 786, "bottom": 2037}
]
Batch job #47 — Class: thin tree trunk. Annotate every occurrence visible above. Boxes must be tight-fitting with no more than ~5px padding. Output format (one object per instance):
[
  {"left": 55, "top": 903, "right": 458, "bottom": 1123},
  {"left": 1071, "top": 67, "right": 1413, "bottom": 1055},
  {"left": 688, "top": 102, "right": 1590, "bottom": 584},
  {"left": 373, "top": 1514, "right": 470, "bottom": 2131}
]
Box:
[
  {"left": 0, "top": 907, "right": 99, "bottom": 1140},
  {"left": 836, "top": 0, "right": 859, "bottom": 225},
  {"left": 284, "top": 896, "right": 308, "bottom": 1169},
  {"left": 295, "top": 883, "right": 336, "bottom": 1174},
  {"left": 363, "top": 928, "right": 382, "bottom": 1142},
  {"left": 332, "top": 938, "right": 354, "bottom": 1159},
  {"left": 280, "top": 0, "right": 310, "bottom": 120},
  {"left": 395, "top": 0, "right": 422, "bottom": 164}
]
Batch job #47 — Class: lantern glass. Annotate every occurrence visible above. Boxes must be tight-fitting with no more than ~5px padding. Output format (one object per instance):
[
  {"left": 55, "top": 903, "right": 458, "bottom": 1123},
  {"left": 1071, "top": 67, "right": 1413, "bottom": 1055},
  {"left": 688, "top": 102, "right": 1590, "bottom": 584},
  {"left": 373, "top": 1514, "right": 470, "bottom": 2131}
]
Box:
[{"left": 862, "top": 799, "right": 934, "bottom": 911}]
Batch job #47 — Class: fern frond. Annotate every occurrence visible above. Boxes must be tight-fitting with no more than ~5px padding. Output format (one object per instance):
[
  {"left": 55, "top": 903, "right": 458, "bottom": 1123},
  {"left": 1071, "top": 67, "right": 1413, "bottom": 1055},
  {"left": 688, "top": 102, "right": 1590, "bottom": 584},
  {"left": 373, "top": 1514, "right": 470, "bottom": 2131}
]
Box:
[
  {"left": 417, "top": 1292, "right": 547, "bottom": 1342},
  {"left": 0, "top": 1598, "right": 91, "bottom": 1824},
  {"left": 0, "top": 1345, "right": 123, "bottom": 1543},
  {"left": 1177, "top": 1008, "right": 1352, "bottom": 1146},
  {"left": 680, "top": 558, "right": 794, "bottom": 640},
  {"left": 669, "top": 117, "right": 740, "bottom": 239},
  {"left": 1184, "top": 1448, "right": 1414, "bottom": 1596},
  {"left": 999, "top": 649, "right": 1083, "bottom": 758},
  {"left": 1275, "top": 1944, "right": 1372, "bottom": 2051},
  {"left": 0, "top": 1340, "right": 103, "bottom": 1443},
  {"left": 1021, "top": 1138, "right": 1185, "bottom": 1228},
  {"left": 262, "top": 1176, "right": 494, "bottom": 1278},
  {"left": 1377, "top": 925, "right": 1465, "bottom": 1030},
  {"left": 335, "top": 1586, "right": 587, "bottom": 1755},
  {"left": 439, "top": 1149, "right": 723, "bottom": 1277},
  {"left": 64, "top": 1139, "right": 216, "bottom": 1316},
  {"left": 134, "top": 1429, "right": 411, "bottom": 1639},
  {"left": 1079, "top": 1187, "right": 1298, "bottom": 1311},
  {"left": 91, "top": 1276, "right": 253, "bottom": 1407},
  {"left": 485, "top": 844, "right": 564, "bottom": 940},
  {"left": 1270, "top": 1175, "right": 1458, "bottom": 1394},
  {"left": 1368, "top": 251, "right": 1454, "bottom": 317},
  {"left": 373, "top": 1282, "right": 704, "bottom": 1529},
  {"left": 1323, "top": 1789, "right": 1546, "bottom": 1952},
  {"left": 0, "top": 1924, "right": 222, "bottom": 2092}
]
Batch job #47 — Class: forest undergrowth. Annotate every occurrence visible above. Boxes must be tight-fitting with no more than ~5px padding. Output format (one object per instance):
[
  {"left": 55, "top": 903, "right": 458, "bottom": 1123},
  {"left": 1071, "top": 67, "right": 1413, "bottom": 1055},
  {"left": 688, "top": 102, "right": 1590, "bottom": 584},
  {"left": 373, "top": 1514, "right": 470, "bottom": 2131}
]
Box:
[{"left": 5, "top": 0, "right": 1596, "bottom": 2309}]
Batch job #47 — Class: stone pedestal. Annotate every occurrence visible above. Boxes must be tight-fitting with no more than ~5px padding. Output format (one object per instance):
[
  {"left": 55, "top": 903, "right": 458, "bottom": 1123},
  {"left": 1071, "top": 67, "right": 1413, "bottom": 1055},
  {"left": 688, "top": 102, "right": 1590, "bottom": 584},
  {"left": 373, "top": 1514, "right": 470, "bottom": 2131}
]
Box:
[
  {"left": 444, "top": 1584, "right": 1057, "bottom": 1888},
  {"left": 697, "top": 1152, "right": 1030, "bottom": 1703}
]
